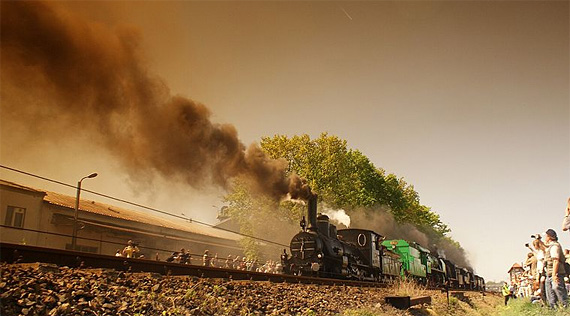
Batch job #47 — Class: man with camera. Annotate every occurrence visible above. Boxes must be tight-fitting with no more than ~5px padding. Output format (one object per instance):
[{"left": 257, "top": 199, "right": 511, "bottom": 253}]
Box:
[{"left": 543, "top": 229, "right": 568, "bottom": 308}]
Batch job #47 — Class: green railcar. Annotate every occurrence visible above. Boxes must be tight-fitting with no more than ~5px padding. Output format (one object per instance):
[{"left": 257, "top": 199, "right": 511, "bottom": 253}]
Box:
[{"left": 382, "top": 239, "right": 428, "bottom": 280}]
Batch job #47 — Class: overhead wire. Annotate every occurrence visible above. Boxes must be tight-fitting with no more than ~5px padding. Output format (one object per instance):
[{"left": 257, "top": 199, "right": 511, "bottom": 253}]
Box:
[{"left": 0, "top": 164, "right": 290, "bottom": 248}]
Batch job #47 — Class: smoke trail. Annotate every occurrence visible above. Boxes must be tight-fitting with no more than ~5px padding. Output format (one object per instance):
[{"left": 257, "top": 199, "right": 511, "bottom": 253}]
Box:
[
  {"left": 0, "top": 1, "right": 303, "bottom": 199},
  {"left": 348, "top": 206, "right": 472, "bottom": 268}
]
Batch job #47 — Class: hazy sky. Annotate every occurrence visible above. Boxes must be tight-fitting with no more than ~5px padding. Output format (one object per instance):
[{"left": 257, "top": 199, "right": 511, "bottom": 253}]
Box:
[{"left": 1, "top": 1, "right": 568, "bottom": 282}]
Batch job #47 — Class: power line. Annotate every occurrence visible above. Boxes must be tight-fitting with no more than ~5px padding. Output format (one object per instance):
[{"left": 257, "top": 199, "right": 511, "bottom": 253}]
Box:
[{"left": 0, "top": 164, "right": 290, "bottom": 248}]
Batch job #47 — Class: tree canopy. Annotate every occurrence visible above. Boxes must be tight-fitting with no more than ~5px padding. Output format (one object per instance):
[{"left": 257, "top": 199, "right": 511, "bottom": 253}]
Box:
[
  {"left": 260, "top": 133, "right": 450, "bottom": 237},
  {"left": 223, "top": 133, "right": 457, "bottom": 260}
]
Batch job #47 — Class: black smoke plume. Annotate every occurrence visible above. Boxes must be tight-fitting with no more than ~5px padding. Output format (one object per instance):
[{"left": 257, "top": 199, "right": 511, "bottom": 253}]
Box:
[{"left": 0, "top": 1, "right": 307, "bottom": 200}]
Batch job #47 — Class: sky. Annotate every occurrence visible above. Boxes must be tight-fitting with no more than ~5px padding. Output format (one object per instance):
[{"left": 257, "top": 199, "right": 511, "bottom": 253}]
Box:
[{"left": 0, "top": 1, "right": 568, "bottom": 282}]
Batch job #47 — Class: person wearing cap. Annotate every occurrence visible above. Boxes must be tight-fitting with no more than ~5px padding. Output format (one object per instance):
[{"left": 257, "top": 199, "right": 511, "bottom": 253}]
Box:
[{"left": 544, "top": 228, "right": 568, "bottom": 308}]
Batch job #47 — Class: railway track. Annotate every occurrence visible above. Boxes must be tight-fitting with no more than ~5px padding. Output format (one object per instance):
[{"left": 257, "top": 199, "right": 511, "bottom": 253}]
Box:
[
  {"left": 1, "top": 242, "right": 483, "bottom": 294},
  {"left": 0, "top": 242, "right": 388, "bottom": 288}
]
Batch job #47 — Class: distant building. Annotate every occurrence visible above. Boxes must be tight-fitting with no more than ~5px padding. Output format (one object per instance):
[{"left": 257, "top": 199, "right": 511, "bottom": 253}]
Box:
[
  {"left": 507, "top": 263, "right": 524, "bottom": 283},
  {"left": 0, "top": 179, "right": 243, "bottom": 261}
]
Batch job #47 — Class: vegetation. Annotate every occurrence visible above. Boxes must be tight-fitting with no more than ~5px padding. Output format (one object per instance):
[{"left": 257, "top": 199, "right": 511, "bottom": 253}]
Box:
[
  {"left": 223, "top": 133, "right": 463, "bottom": 260},
  {"left": 495, "top": 299, "right": 570, "bottom": 316}
]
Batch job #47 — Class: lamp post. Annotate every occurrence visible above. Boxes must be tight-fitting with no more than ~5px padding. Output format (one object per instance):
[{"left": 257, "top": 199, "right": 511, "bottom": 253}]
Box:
[{"left": 71, "top": 172, "right": 98, "bottom": 250}]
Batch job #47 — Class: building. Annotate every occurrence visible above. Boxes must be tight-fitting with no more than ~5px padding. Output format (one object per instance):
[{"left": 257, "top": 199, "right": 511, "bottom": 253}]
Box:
[
  {"left": 0, "top": 179, "right": 243, "bottom": 262},
  {"left": 507, "top": 262, "right": 524, "bottom": 283}
]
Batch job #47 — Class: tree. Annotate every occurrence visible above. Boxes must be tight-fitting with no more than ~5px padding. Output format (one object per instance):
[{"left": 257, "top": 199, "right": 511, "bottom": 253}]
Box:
[
  {"left": 222, "top": 177, "right": 304, "bottom": 260},
  {"left": 224, "top": 133, "right": 455, "bottom": 260}
]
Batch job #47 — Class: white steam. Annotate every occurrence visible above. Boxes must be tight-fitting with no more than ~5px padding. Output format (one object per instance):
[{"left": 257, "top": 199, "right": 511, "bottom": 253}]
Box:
[{"left": 323, "top": 208, "right": 351, "bottom": 227}]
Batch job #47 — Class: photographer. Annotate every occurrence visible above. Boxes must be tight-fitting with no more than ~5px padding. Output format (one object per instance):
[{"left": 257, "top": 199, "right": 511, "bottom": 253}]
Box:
[{"left": 526, "top": 237, "right": 547, "bottom": 304}]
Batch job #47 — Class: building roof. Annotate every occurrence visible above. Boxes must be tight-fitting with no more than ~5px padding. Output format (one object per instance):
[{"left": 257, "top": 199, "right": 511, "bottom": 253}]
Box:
[
  {"left": 0, "top": 179, "right": 46, "bottom": 195},
  {"left": 508, "top": 263, "right": 523, "bottom": 273},
  {"left": 1, "top": 179, "right": 241, "bottom": 241}
]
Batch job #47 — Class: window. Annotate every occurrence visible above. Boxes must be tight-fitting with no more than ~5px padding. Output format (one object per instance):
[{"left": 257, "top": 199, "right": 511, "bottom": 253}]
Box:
[{"left": 5, "top": 206, "right": 26, "bottom": 228}]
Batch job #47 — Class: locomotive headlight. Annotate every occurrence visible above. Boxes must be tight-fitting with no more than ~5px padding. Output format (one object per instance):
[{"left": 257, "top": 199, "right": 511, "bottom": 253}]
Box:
[
  {"left": 311, "top": 262, "right": 320, "bottom": 271},
  {"left": 317, "top": 253, "right": 323, "bottom": 259}
]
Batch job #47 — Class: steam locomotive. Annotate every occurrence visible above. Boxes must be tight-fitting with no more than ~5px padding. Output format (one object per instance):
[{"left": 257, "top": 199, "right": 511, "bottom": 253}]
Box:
[{"left": 282, "top": 195, "right": 485, "bottom": 291}]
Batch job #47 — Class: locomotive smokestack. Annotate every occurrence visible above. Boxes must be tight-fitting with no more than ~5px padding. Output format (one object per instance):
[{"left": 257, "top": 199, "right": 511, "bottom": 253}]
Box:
[{"left": 308, "top": 194, "right": 318, "bottom": 231}]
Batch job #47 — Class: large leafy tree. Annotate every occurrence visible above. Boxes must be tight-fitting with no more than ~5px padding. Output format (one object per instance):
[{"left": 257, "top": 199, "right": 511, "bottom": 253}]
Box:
[
  {"left": 260, "top": 133, "right": 449, "bottom": 236},
  {"left": 224, "top": 133, "right": 452, "bottom": 259}
]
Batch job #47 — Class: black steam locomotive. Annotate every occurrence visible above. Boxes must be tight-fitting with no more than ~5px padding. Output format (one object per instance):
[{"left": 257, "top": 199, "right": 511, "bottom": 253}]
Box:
[
  {"left": 283, "top": 195, "right": 400, "bottom": 281},
  {"left": 282, "top": 195, "right": 485, "bottom": 291}
]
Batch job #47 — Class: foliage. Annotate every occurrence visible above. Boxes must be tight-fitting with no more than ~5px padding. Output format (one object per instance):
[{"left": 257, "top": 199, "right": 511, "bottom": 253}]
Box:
[
  {"left": 222, "top": 177, "right": 303, "bottom": 259},
  {"left": 224, "top": 133, "right": 456, "bottom": 259},
  {"left": 496, "top": 299, "right": 570, "bottom": 316},
  {"left": 260, "top": 133, "right": 450, "bottom": 236}
]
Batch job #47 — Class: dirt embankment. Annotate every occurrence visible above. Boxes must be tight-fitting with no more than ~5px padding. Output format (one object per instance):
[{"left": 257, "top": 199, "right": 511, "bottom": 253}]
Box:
[{"left": 0, "top": 263, "right": 501, "bottom": 316}]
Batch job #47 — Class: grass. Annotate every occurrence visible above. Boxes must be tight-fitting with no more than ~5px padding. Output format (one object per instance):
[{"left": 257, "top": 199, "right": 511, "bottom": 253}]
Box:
[
  {"left": 496, "top": 298, "right": 570, "bottom": 316},
  {"left": 389, "top": 279, "right": 428, "bottom": 297},
  {"left": 338, "top": 291, "right": 505, "bottom": 316}
]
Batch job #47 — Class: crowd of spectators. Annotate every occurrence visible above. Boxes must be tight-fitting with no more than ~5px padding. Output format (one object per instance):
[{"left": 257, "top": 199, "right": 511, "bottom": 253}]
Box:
[
  {"left": 503, "top": 198, "right": 570, "bottom": 309},
  {"left": 114, "top": 240, "right": 284, "bottom": 274}
]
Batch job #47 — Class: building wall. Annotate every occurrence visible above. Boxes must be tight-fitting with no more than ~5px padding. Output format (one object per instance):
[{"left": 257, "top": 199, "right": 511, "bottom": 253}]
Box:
[
  {"left": 0, "top": 186, "right": 45, "bottom": 245},
  {"left": 1, "top": 183, "right": 244, "bottom": 263}
]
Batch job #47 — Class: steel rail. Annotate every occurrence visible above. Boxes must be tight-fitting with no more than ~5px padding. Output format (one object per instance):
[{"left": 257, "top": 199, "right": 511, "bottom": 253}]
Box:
[{"left": 0, "top": 242, "right": 484, "bottom": 292}]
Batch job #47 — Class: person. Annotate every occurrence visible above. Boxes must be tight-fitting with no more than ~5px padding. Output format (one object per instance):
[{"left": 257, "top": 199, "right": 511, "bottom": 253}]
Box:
[
  {"left": 527, "top": 238, "right": 548, "bottom": 303},
  {"left": 281, "top": 249, "right": 290, "bottom": 274},
  {"left": 211, "top": 253, "right": 218, "bottom": 267},
  {"left": 122, "top": 240, "right": 140, "bottom": 258},
  {"left": 523, "top": 252, "right": 537, "bottom": 278},
  {"left": 530, "top": 287, "right": 542, "bottom": 304},
  {"left": 203, "top": 250, "right": 211, "bottom": 266},
  {"left": 166, "top": 251, "right": 178, "bottom": 263},
  {"left": 562, "top": 198, "right": 570, "bottom": 232},
  {"left": 178, "top": 248, "right": 190, "bottom": 264},
  {"left": 502, "top": 282, "right": 512, "bottom": 305},
  {"left": 509, "top": 282, "right": 516, "bottom": 299},
  {"left": 115, "top": 249, "right": 123, "bottom": 257},
  {"left": 225, "top": 255, "right": 232, "bottom": 269},
  {"left": 543, "top": 228, "right": 568, "bottom": 308}
]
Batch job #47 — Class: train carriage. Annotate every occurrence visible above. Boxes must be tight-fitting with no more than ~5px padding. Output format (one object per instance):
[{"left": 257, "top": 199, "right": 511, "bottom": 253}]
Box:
[
  {"left": 426, "top": 253, "right": 446, "bottom": 288},
  {"left": 442, "top": 259, "right": 458, "bottom": 288},
  {"left": 382, "top": 239, "right": 427, "bottom": 284},
  {"left": 381, "top": 247, "right": 402, "bottom": 281}
]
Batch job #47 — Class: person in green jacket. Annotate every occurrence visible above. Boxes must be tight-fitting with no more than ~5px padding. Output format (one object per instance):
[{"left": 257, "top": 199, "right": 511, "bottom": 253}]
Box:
[{"left": 502, "top": 282, "right": 512, "bottom": 305}]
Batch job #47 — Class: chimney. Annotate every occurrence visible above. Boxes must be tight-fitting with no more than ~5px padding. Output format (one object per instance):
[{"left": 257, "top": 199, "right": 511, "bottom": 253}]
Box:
[{"left": 308, "top": 194, "right": 318, "bottom": 231}]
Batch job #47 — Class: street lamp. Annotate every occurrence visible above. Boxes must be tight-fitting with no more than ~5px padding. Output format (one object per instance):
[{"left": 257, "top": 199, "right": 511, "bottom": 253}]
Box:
[{"left": 71, "top": 172, "right": 98, "bottom": 250}]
